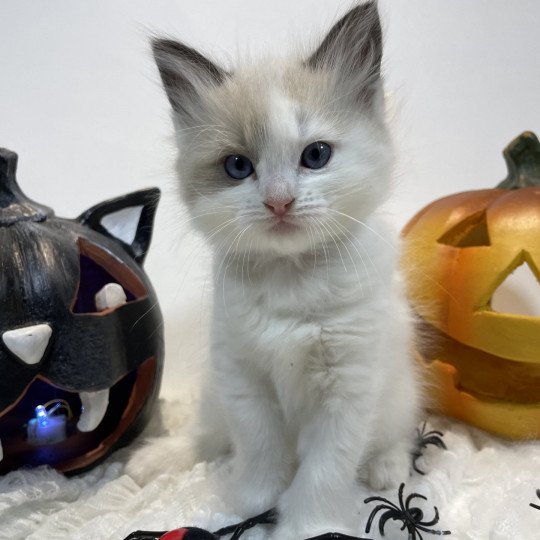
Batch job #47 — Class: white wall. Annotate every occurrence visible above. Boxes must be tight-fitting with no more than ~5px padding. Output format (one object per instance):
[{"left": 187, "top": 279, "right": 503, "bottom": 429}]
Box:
[{"left": 1, "top": 1, "right": 539, "bottom": 398}]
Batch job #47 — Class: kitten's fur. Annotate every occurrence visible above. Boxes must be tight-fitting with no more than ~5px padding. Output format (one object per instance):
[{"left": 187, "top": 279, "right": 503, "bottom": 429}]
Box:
[{"left": 131, "top": 3, "right": 421, "bottom": 537}]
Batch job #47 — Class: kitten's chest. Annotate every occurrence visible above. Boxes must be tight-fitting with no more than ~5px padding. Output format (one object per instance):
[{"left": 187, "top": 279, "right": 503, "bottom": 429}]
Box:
[
  {"left": 213, "top": 257, "right": 387, "bottom": 421},
  {"left": 214, "top": 259, "right": 361, "bottom": 374}
]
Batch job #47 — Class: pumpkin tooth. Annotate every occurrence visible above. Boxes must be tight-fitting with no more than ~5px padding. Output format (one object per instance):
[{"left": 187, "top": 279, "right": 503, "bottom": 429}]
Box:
[
  {"left": 2, "top": 324, "right": 52, "bottom": 365},
  {"left": 77, "top": 389, "right": 110, "bottom": 432},
  {"left": 94, "top": 283, "right": 127, "bottom": 311}
]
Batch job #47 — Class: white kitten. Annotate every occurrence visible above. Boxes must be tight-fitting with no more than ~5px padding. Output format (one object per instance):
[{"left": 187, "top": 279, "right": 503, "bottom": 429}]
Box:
[{"left": 134, "top": 3, "right": 421, "bottom": 537}]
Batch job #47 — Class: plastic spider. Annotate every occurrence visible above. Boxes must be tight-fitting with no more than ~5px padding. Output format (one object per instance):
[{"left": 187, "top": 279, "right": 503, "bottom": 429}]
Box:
[
  {"left": 364, "top": 483, "right": 451, "bottom": 539},
  {"left": 412, "top": 422, "right": 447, "bottom": 475},
  {"left": 213, "top": 508, "right": 277, "bottom": 539},
  {"left": 530, "top": 489, "right": 540, "bottom": 511}
]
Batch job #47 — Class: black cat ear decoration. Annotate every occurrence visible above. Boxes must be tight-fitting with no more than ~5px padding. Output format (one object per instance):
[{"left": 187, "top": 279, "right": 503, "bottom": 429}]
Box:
[
  {"left": 78, "top": 187, "right": 160, "bottom": 265},
  {"left": 0, "top": 147, "right": 164, "bottom": 475}
]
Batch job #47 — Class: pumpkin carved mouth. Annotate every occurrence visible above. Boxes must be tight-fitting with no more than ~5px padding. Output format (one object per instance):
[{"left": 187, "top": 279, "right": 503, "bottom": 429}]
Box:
[
  {"left": 417, "top": 321, "right": 540, "bottom": 403},
  {"left": 0, "top": 356, "right": 156, "bottom": 474}
]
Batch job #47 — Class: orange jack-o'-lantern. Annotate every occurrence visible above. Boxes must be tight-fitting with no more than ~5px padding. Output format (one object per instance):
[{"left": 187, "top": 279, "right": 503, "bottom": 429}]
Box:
[{"left": 402, "top": 131, "right": 540, "bottom": 439}]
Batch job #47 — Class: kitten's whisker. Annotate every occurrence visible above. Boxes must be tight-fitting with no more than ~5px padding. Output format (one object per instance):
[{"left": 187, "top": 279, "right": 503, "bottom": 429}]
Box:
[
  {"left": 173, "top": 209, "right": 236, "bottom": 230},
  {"left": 129, "top": 300, "right": 159, "bottom": 332},
  {"left": 219, "top": 224, "right": 252, "bottom": 316},
  {"left": 325, "top": 216, "right": 361, "bottom": 283},
  {"left": 316, "top": 217, "right": 348, "bottom": 273},
  {"left": 174, "top": 217, "right": 240, "bottom": 302},
  {"left": 246, "top": 231, "right": 255, "bottom": 286},
  {"left": 327, "top": 212, "right": 386, "bottom": 293},
  {"left": 212, "top": 220, "right": 248, "bottom": 306},
  {"left": 326, "top": 215, "right": 375, "bottom": 297},
  {"left": 239, "top": 225, "right": 254, "bottom": 295},
  {"left": 174, "top": 123, "right": 222, "bottom": 134},
  {"left": 305, "top": 222, "right": 318, "bottom": 277},
  {"left": 177, "top": 216, "right": 240, "bottom": 292},
  {"left": 231, "top": 224, "right": 251, "bottom": 286},
  {"left": 208, "top": 228, "right": 239, "bottom": 318},
  {"left": 327, "top": 208, "right": 396, "bottom": 249},
  {"left": 327, "top": 208, "right": 459, "bottom": 305},
  {"left": 309, "top": 217, "right": 330, "bottom": 281}
]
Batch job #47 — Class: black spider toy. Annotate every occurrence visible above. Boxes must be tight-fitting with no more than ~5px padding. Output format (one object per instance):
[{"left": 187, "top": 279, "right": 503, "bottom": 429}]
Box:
[
  {"left": 364, "top": 483, "right": 451, "bottom": 539},
  {"left": 412, "top": 423, "right": 447, "bottom": 475},
  {"left": 530, "top": 489, "right": 540, "bottom": 511}
]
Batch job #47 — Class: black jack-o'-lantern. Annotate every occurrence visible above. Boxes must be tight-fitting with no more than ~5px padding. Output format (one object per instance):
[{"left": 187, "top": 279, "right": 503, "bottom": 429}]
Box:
[{"left": 0, "top": 148, "right": 163, "bottom": 474}]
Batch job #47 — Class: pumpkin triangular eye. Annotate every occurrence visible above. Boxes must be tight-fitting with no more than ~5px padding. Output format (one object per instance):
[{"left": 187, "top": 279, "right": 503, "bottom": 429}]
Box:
[
  {"left": 490, "top": 257, "right": 540, "bottom": 317},
  {"left": 437, "top": 211, "right": 491, "bottom": 247}
]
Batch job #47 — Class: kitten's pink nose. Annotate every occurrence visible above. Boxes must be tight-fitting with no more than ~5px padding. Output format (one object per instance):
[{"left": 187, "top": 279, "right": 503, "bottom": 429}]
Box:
[{"left": 264, "top": 197, "right": 295, "bottom": 217}]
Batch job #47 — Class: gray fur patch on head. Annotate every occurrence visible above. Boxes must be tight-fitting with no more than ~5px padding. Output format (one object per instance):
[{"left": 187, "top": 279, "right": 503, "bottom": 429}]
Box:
[
  {"left": 307, "top": 1, "right": 383, "bottom": 104},
  {"left": 152, "top": 38, "right": 228, "bottom": 122}
]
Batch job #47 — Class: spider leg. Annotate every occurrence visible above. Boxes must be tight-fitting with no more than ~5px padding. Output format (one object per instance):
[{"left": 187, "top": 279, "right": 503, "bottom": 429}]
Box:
[
  {"left": 364, "top": 496, "right": 399, "bottom": 509},
  {"left": 123, "top": 531, "right": 165, "bottom": 540},
  {"left": 377, "top": 510, "right": 402, "bottom": 535},
  {"left": 365, "top": 505, "right": 393, "bottom": 533},
  {"left": 415, "top": 506, "right": 440, "bottom": 528},
  {"left": 424, "top": 435, "right": 447, "bottom": 450},
  {"left": 397, "top": 483, "right": 406, "bottom": 510},
  {"left": 405, "top": 492, "right": 427, "bottom": 509},
  {"left": 213, "top": 508, "right": 277, "bottom": 539},
  {"left": 305, "top": 533, "right": 373, "bottom": 539}
]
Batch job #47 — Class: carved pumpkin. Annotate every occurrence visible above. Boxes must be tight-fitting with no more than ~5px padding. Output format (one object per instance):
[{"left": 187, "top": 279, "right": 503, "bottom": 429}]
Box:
[
  {"left": 402, "top": 131, "right": 540, "bottom": 439},
  {"left": 0, "top": 148, "right": 164, "bottom": 474}
]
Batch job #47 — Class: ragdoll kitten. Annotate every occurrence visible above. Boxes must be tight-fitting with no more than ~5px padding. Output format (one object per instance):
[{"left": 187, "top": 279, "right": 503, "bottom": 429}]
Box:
[{"left": 137, "top": 2, "right": 420, "bottom": 538}]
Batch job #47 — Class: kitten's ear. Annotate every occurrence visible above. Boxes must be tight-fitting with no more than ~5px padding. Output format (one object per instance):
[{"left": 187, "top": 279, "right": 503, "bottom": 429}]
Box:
[
  {"left": 78, "top": 188, "right": 160, "bottom": 265},
  {"left": 152, "top": 38, "right": 227, "bottom": 123},
  {"left": 307, "top": 2, "right": 383, "bottom": 103}
]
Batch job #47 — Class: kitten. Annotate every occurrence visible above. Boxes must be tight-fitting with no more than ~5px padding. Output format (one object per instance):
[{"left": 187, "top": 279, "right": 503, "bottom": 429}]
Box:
[{"left": 135, "top": 2, "right": 421, "bottom": 537}]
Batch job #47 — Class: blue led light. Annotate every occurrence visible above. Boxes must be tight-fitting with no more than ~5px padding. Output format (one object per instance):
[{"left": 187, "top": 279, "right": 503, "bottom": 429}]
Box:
[
  {"left": 28, "top": 403, "right": 68, "bottom": 446},
  {"left": 35, "top": 404, "right": 48, "bottom": 426}
]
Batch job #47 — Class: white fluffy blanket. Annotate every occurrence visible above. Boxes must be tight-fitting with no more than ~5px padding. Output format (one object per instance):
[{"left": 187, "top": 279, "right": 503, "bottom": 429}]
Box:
[{"left": 1, "top": 397, "right": 539, "bottom": 540}]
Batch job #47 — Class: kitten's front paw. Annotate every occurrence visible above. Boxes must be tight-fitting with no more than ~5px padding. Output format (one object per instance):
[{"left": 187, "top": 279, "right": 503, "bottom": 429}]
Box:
[
  {"left": 226, "top": 473, "right": 285, "bottom": 516},
  {"left": 367, "top": 444, "right": 411, "bottom": 491},
  {"left": 124, "top": 435, "right": 197, "bottom": 485}
]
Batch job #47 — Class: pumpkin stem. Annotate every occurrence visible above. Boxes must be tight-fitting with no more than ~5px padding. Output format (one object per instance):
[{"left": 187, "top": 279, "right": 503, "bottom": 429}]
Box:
[
  {"left": 0, "top": 147, "right": 19, "bottom": 200},
  {"left": 0, "top": 147, "right": 53, "bottom": 225},
  {"left": 497, "top": 131, "right": 540, "bottom": 189}
]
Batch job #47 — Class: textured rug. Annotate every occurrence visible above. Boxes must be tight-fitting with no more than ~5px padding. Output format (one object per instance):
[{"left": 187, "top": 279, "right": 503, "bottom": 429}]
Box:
[{"left": 1, "top": 397, "right": 539, "bottom": 540}]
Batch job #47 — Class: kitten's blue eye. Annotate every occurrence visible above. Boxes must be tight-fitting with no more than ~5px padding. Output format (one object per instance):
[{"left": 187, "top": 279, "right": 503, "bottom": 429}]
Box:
[
  {"left": 224, "top": 155, "right": 254, "bottom": 180},
  {"left": 301, "top": 142, "right": 332, "bottom": 169}
]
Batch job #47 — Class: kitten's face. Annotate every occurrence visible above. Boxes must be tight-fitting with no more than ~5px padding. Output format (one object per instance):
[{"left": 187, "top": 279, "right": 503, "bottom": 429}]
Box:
[{"left": 155, "top": 2, "right": 390, "bottom": 257}]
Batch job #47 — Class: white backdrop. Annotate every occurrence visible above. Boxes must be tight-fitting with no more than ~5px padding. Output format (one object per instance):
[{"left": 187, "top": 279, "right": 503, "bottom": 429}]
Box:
[{"left": 1, "top": 0, "right": 539, "bottom": 398}]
